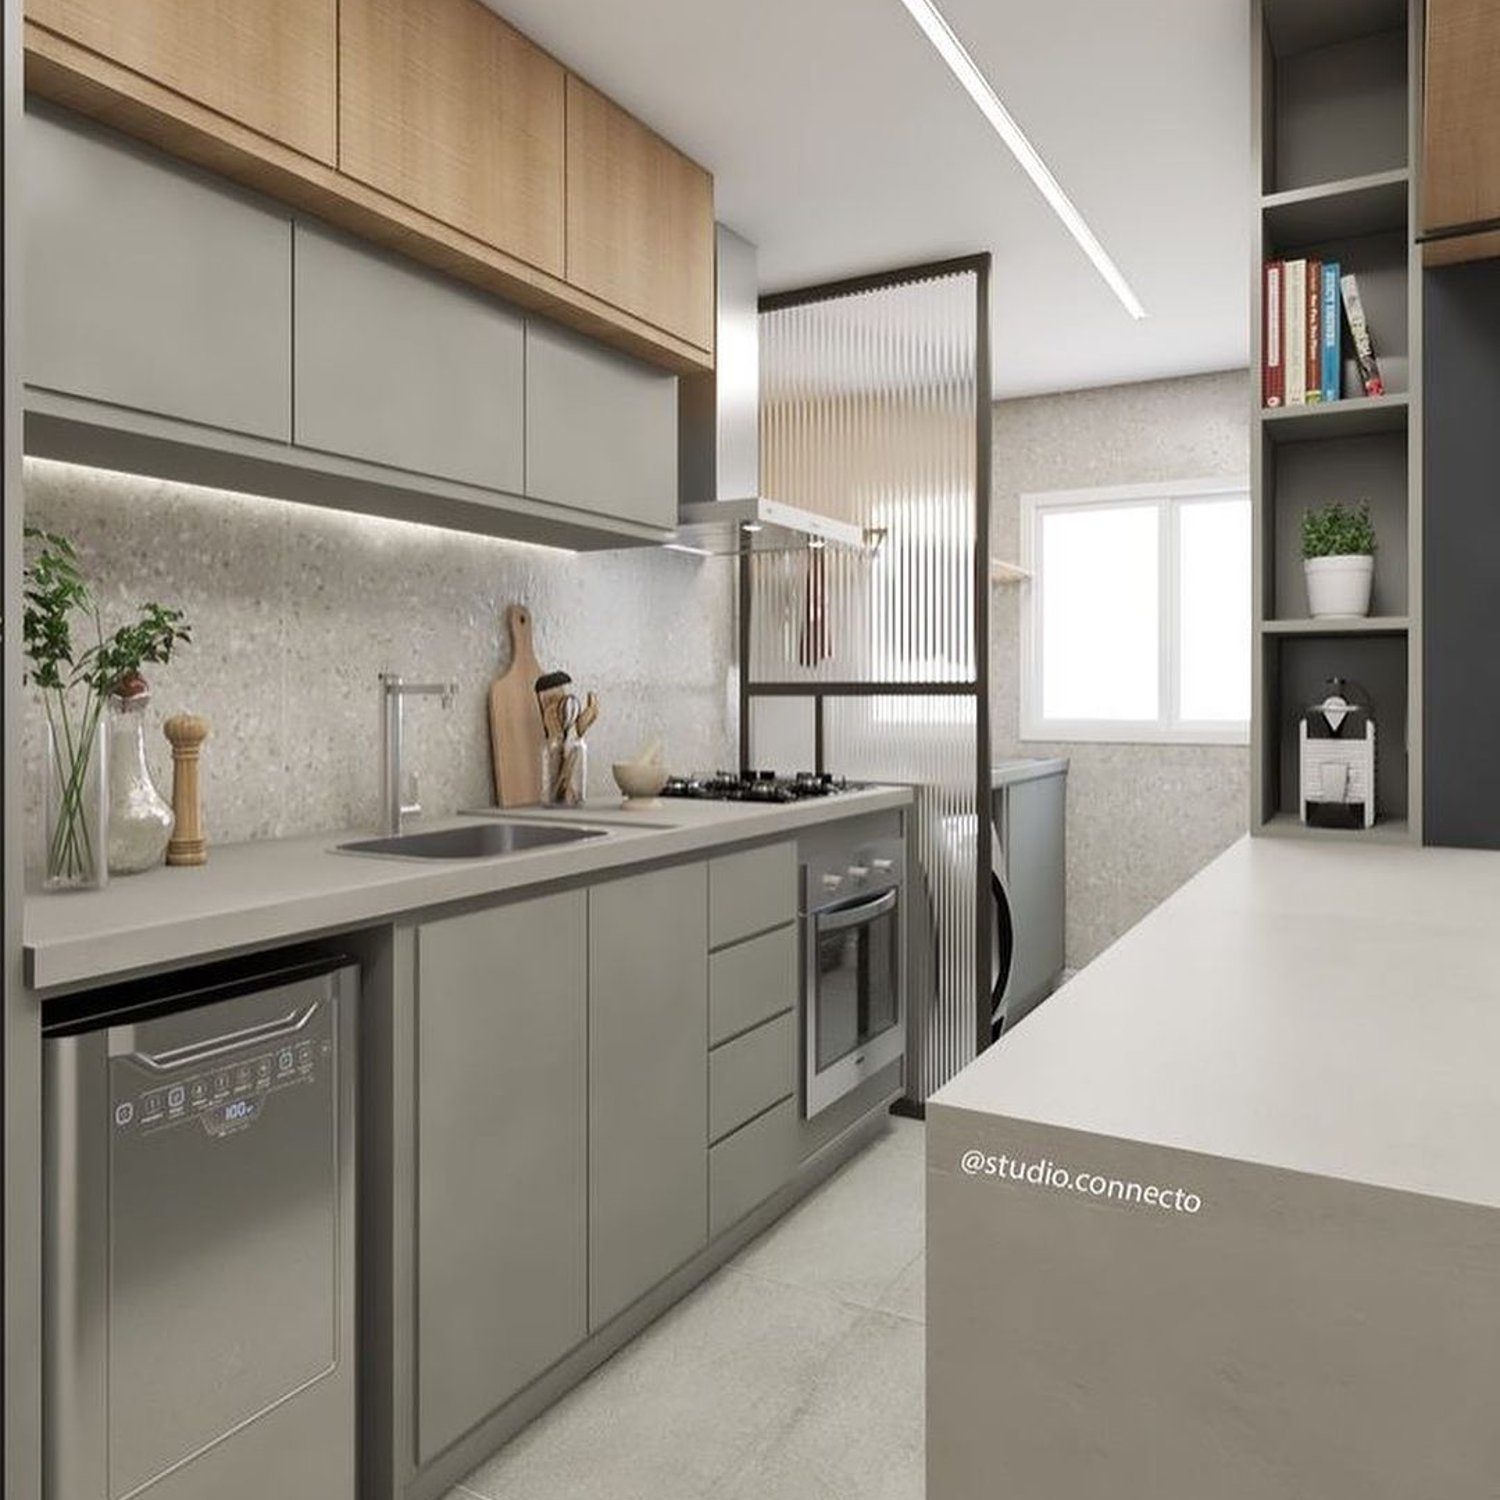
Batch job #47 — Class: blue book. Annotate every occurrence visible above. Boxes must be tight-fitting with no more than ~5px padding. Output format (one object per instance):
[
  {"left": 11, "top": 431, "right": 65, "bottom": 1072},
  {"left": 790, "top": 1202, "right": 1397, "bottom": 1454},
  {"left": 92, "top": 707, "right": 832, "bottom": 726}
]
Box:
[{"left": 1320, "top": 261, "right": 1341, "bottom": 402}]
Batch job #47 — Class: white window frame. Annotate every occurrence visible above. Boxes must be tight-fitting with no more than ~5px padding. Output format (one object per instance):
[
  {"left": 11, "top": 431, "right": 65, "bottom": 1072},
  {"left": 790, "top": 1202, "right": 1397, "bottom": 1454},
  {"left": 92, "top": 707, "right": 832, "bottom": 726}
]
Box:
[{"left": 1019, "top": 477, "right": 1251, "bottom": 746}]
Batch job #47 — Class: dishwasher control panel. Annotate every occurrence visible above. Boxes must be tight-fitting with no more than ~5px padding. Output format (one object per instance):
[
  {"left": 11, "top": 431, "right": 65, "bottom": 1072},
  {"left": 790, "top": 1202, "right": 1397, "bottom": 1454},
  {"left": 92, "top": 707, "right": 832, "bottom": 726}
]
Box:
[{"left": 112, "top": 1034, "right": 332, "bottom": 1137}]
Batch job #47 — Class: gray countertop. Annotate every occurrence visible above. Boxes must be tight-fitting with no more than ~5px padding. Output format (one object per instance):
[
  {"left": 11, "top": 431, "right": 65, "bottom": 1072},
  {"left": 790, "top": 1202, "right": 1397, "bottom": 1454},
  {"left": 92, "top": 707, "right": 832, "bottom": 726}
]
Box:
[
  {"left": 992, "top": 757, "right": 1068, "bottom": 787},
  {"left": 932, "top": 834, "right": 1500, "bottom": 1210},
  {"left": 25, "top": 785, "right": 912, "bottom": 993}
]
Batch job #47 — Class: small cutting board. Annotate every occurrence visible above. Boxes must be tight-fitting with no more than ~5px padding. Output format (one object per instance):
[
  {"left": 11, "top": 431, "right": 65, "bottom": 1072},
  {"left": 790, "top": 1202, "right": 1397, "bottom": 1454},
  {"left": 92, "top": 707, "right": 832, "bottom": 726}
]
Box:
[{"left": 489, "top": 604, "right": 545, "bottom": 807}]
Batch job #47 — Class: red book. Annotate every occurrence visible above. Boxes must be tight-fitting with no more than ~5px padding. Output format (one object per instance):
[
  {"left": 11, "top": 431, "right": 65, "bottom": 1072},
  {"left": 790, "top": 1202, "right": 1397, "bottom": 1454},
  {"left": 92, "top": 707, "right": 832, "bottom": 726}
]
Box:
[
  {"left": 1305, "top": 259, "right": 1322, "bottom": 403},
  {"left": 1262, "top": 261, "right": 1284, "bottom": 407}
]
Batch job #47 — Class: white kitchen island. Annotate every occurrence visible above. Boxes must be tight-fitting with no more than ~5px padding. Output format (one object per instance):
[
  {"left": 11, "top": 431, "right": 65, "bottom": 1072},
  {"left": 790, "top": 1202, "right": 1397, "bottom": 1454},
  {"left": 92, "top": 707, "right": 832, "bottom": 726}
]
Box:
[{"left": 927, "top": 834, "right": 1500, "bottom": 1499}]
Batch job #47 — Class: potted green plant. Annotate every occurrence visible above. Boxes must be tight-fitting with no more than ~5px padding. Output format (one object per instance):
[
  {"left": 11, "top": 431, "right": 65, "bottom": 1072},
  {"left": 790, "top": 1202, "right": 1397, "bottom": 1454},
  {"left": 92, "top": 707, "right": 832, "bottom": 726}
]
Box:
[
  {"left": 1301, "top": 502, "right": 1376, "bottom": 619},
  {"left": 23, "top": 528, "right": 190, "bottom": 889}
]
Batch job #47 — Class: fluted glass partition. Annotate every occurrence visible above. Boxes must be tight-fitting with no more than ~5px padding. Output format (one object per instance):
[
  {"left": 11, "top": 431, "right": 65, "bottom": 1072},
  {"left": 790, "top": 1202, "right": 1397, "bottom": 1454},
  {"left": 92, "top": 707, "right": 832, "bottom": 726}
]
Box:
[{"left": 747, "top": 259, "right": 990, "bottom": 1106}]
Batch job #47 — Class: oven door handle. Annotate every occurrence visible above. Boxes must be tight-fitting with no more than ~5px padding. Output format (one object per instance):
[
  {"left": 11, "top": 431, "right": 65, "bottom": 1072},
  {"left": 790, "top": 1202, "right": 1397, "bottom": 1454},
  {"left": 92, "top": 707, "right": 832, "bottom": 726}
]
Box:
[{"left": 816, "top": 887, "right": 899, "bottom": 933}]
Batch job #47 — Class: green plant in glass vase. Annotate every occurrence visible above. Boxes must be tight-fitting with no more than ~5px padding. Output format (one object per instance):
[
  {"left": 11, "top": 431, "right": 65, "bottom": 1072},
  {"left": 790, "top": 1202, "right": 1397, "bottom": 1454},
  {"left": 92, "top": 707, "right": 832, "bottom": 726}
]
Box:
[{"left": 23, "top": 527, "right": 191, "bottom": 889}]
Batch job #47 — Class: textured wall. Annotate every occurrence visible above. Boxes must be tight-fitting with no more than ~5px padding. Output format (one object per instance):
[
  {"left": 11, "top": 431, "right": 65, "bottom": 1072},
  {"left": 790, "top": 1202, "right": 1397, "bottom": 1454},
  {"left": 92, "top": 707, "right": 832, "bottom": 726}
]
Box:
[
  {"left": 22, "top": 459, "right": 735, "bottom": 869},
  {"left": 991, "top": 371, "right": 1251, "bottom": 969}
]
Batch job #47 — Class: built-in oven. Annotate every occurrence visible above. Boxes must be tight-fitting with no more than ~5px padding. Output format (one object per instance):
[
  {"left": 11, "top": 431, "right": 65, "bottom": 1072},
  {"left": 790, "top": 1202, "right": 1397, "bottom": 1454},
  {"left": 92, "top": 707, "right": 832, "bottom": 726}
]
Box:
[{"left": 801, "top": 835, "right": 906, "bottom": 1118}]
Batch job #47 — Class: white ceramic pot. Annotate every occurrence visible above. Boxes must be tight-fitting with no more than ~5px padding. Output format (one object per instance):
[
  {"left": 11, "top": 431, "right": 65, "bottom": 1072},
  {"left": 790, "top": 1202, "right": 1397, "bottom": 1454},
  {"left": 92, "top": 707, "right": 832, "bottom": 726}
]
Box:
[{"left": 1304, "top": 554, "right": 1374, "bottom": 618}]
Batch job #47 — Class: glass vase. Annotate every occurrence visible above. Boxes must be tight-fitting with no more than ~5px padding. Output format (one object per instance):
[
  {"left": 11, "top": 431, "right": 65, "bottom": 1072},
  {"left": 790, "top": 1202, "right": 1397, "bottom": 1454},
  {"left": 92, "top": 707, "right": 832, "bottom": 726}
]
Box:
[
  {"left": 44, "top": 708, "right": 108, "bottom": 892},
  {"left": 107, "top": 691, "right": 175, "bottom": 875}
]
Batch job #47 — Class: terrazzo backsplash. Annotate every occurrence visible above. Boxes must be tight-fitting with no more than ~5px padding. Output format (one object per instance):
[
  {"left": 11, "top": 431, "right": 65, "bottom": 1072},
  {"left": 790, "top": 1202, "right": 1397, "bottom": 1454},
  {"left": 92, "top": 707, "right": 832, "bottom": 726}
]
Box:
[
  {"left": 22, "top": 458, "right": 736, "bottom": 876},
  {"left": 991, "top": 370, "right": 1252, "bottom": 970}
]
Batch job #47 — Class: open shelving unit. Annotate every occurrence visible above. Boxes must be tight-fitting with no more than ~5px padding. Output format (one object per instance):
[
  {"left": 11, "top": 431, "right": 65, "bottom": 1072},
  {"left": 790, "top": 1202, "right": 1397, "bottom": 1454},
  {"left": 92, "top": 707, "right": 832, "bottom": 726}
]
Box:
[{"left": 1250, "top": 0, "right": 1423, "bottom": 843}]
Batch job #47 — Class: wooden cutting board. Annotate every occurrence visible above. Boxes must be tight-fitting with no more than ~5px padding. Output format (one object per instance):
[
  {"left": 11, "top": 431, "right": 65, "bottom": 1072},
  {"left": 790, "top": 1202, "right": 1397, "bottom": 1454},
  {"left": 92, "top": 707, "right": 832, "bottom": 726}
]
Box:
[{"left": 488, "top": 604, "right": 545, "bottom": 807}]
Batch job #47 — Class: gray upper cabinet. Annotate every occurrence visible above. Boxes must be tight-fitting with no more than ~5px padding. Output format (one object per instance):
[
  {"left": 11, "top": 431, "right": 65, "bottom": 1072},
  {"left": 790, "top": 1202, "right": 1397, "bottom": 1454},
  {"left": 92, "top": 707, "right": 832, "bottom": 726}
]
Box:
[
  {"left": 415, "top": 893, "right": 588, "bottom": 1463},
  {"left": 22, "top": 104, "right": 679, "bottom": 549},
  {"left": 526, "top": 321, "right": 678, "bottom": 529},
  {"left": 588, "top": 863, "right": 709, "bottom": 1329},
  {"left": 22, "top": 106, "right": 291, "bottom": 441},
  {"left": 293, "top": 222, "right": 525, "bottom": 493}
]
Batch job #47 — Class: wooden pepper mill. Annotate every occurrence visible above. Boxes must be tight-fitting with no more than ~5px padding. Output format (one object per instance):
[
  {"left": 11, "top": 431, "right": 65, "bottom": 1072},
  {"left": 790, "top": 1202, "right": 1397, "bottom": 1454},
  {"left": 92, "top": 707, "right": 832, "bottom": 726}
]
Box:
[{"left": 163, "top": 713, "right": 210, "bottom": 867}]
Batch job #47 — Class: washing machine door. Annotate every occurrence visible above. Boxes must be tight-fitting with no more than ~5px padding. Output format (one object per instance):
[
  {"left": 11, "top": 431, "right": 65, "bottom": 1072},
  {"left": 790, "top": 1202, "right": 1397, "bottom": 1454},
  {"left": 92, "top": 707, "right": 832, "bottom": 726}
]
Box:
[{"left": 990, "top": 825, "right": 1013, "bottom": 1040}]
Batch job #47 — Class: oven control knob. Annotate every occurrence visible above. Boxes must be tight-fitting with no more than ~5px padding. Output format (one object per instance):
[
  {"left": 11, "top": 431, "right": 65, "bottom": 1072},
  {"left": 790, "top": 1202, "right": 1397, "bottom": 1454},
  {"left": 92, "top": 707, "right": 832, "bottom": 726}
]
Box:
[
  {"left": 821, "top": 873, "right": 844, "bottom": 892},
  {"left": 847, "top": 865, "right": 870, "bottom": 880},
  {"left": 871, "top": 857, "right": 895, "bottom": 872}
]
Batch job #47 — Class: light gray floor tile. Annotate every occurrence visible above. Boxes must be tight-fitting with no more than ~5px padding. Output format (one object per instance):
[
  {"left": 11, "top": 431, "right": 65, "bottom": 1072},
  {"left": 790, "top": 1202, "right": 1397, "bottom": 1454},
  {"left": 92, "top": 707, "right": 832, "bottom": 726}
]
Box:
[
  {"left": 715, "top": 1310, "right": 926, "bottom": 1500},
  {"left": 454, "top": 1119, "right": 927, "bottom": 1500},
  {"left": 876, "top": 1251, "right": 926, "bottom": 1325},
  {"left": 884, "top": 1115, "right": 927, "bottom": 1158},
  {"left": 731, "top": 1131, "right": 925, "bottom": 1312},
  {"left": 458, "top": 1266, "right": 864, "bottom": 1500}
]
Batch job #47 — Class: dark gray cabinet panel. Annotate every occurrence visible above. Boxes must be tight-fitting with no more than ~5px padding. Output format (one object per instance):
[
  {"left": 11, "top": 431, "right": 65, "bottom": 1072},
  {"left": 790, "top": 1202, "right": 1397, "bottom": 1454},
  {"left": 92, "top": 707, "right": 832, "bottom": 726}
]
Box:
[
  {"left": 294, "top": 223, "right": 525, "bottom": 493},
  {"left": 416, "top": 893, "right": 588, "bottom": 1462},
  {"left": 589, "top": 864, "right": 708, "bottom": 1329},
  {"left": 1425, "top": 262, "right": 1500, "bottom": 847},
  {"left": 22, "top": 107, "right": 291, "bottom": 440},
  {"left": 525, "top": 321, "right": 677, "bottom": 529}
]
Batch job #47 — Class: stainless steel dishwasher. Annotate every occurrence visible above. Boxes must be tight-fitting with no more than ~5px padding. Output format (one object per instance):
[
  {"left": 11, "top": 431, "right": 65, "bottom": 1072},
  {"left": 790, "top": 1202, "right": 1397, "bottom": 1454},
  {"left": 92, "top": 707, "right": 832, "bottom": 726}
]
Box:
[{"left": 43, "top": 951, "right": 357, "bottom": 1500}]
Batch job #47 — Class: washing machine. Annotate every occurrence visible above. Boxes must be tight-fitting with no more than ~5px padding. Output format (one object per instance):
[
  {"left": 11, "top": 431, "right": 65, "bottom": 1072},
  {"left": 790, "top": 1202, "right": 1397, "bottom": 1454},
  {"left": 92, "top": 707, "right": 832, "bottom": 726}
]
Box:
[{"left": 990, "top": 759, "right": 1067, "bottom": 1038}]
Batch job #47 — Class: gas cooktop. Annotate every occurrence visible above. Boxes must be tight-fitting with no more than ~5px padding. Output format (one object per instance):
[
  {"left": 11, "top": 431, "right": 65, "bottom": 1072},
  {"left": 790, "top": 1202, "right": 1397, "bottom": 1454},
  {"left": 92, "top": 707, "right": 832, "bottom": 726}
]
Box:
[{"left": 661, "top": 770, "right": 861, "bottom": 805}]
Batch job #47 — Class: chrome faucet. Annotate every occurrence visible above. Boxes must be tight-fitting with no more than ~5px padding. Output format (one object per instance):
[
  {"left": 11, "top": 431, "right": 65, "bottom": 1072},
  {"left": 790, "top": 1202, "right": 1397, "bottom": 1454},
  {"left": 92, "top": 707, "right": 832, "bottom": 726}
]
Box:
[{"left": 379, "top": 673, "right": 457, "bottom": 835}]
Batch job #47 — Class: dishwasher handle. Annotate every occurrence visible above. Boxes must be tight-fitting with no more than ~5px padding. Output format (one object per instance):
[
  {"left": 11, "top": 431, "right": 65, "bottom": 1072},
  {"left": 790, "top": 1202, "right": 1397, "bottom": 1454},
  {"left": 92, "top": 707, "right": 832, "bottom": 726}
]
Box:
[{"left": 119, "top": 1001, "right": 322, "bottom": 1073}]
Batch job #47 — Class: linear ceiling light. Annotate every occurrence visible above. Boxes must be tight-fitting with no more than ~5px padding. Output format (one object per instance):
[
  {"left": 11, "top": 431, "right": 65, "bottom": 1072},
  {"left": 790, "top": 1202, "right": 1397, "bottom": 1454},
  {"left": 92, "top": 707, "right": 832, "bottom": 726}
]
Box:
[{"left": 894, "top": 0, "right": 1147, "bottom": 320}]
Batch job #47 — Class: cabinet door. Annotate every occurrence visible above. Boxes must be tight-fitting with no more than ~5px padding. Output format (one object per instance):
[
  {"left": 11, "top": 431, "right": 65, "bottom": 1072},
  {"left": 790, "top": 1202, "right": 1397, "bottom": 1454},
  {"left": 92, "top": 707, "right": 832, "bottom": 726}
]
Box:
[
  {"left": 339, "top": 0, "right": 565, "bottom": 277},
  {"left": 416, "top": 893, "right": 587, "bottom": 1462},
  {"left": 589, "top": 864, "right": 708, "bottom": 1329},
  {"left": 23, "top": 108, "right": 292, "bottom": 440},
  {"left": 26, "top": 0, "right": 336, "bottom": 164},
  {"left": 1424, "top": 0, "right": 1500, "bottom": 237},
  {"left": 526, "top": 321, "right": 678, "bottom": 529},
  {"left": 294, "top": 222, "right": 524, "bottom": 493},
  {"left": 565, "top": 76, "right": 715, "bottom": 351}
]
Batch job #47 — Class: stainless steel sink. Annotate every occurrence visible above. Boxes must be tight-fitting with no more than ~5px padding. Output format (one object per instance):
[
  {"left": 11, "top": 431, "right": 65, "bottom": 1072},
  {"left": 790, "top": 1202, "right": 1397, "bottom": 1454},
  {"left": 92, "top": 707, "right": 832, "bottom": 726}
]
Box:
[{"left": 337, "top": 821, "right": 608, "bottom": 861}]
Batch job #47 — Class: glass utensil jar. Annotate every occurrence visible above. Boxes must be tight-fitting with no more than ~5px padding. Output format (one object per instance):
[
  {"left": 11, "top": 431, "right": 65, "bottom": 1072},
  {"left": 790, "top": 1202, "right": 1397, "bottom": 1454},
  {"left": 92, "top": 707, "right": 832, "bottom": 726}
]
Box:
[{"left": 541, "top": 733, "right": 587, "bottom": 807}]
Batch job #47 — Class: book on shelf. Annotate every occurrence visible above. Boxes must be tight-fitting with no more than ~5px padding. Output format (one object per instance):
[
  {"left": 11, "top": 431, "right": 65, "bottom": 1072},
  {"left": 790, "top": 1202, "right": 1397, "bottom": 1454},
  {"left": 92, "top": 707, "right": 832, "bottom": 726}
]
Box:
[
  {"left": 1339, "top": 271, "right": 1385, "bottom": 397},
  {"left": 1304, "top": 257, "right": 1322, "bottom": 403},
  {"left": 1262, "top": 260, "right": 1283, "bottom": 407},
  {"left": 1320, "top": 260, "right": 1341, "bottom": 403},
  {"left": 1283, "top": 258, "right": 1307, "bottom": 408},
  {"left": 1261, "top": 256, "right": 1351, "bottom": 409}
]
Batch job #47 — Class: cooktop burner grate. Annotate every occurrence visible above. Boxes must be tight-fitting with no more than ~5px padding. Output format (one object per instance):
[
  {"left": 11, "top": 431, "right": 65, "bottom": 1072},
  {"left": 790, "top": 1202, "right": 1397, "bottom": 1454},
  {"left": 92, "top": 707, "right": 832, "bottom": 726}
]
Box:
[{"left": 661, "top": 770, "right": 860, "bottom": 804}]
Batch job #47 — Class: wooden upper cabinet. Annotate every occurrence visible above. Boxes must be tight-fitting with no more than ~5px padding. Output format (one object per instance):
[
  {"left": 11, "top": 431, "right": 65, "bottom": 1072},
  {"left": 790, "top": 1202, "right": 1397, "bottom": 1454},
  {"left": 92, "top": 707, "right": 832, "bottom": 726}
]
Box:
[
  {"left": 1423, "top": 0, "right": 1500, "bottom": 239},
  {"left": 24, "top": 0, "right": 336, "bottom": 163},
  {"left": 339, "top": 0, "right": 565, "bottom": 279},
  {"left": 565, "top": 76, "right": 714, "bottom": 352}
]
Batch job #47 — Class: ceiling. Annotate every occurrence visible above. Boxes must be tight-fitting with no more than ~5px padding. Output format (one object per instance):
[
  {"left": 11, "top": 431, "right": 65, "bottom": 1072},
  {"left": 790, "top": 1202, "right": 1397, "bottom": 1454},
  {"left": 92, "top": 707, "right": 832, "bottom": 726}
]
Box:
[{"left": 490, "top": 0, "right": 1251, "bottom": 399}]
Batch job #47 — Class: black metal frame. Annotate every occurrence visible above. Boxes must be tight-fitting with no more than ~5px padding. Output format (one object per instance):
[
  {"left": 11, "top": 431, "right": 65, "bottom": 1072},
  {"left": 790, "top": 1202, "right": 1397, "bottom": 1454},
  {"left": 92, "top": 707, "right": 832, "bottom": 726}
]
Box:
[{"left": 739, "top": 253, "right": 995, "bottom": 1076}]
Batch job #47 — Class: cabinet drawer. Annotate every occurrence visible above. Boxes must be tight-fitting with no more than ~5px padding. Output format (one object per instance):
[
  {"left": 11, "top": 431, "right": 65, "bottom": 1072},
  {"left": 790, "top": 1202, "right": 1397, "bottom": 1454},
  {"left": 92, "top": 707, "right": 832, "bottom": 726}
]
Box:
[
  {"left": 708, "top": 842, "right": 797, "bottom": 949},
  {"left": 709, "top": 925, "right": 798, "bottom": 1048},
  {"left": 710, "top": 1097, "right": 799, "bottom": 1239},
  {"left": 709, "top": 1011, "right": 796, "bottom": 1145}
]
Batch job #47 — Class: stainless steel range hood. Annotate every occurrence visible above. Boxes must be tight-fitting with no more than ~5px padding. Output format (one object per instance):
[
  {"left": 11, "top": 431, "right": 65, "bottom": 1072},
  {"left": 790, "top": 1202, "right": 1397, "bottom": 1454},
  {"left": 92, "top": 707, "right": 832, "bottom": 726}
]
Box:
[{"left": 675, "top": 226, "right": 864, "bottom": 556}]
